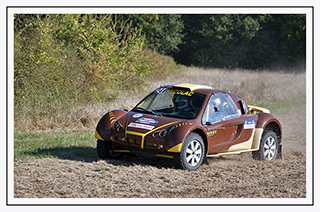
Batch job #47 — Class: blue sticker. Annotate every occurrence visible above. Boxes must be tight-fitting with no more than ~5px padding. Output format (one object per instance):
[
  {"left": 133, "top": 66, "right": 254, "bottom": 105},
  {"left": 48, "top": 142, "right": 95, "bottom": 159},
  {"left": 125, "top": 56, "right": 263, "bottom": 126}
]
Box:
[
  {"left": 136, "top": 118, "right": 158, "bottom": 125},
  {"left": 132, "top": 113, "right": 143, "bottom": 118},
  {"left": 244, "top": 120, "right": 255, "bottom": 129}
]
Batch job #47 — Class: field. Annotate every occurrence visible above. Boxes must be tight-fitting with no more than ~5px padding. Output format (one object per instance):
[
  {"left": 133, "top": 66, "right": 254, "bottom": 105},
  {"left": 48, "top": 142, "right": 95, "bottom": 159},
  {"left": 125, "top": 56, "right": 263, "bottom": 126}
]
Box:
[{"left": 13, "top": 68, "right": 307, "bottom": 199}]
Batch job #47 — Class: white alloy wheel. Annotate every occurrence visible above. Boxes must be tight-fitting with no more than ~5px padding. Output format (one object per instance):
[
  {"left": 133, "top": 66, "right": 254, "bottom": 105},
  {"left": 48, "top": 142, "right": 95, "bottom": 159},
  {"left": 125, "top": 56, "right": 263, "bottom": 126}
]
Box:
[
  {"left": 173, "top": 133, "right": 205, "bottom": 171},
  {"left": 252, "top": 130, "right": 278, "bottom": 161},
  {"left": 263, "top": 136, "right": 277, "bottom": 161},
  {"left": 185, "top": 139, "right": 203, "bottom": 167}
]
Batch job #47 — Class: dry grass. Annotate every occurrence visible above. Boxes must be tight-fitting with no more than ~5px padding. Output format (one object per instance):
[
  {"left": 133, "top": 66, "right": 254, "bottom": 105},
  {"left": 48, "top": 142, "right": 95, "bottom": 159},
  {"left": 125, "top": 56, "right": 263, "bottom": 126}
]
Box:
[
  {"left": 15, "top": 68, "right": 306, "bottom": 132},
  {"left": 148, "top": 67, "right": 306, "bottom": 104}
]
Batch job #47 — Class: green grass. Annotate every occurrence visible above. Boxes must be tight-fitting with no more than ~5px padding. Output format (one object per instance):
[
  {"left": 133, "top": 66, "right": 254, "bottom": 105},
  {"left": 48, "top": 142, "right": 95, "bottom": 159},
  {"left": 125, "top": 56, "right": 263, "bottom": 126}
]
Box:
[{"left": 14, "top": 130, "right": 98, "bottom": 162}]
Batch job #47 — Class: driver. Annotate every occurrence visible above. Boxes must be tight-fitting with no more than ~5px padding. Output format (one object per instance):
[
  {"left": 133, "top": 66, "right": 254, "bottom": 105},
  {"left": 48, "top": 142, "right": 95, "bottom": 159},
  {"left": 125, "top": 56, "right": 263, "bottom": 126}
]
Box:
[
  {"left": 210, "top": 97, "right": 226, "bottom": 123},
  {"left": 173, "top": 94, "right": 201, "bottom": 118},
  {"left": 174, "top": 95, "right": 190, "bottom": 111},
  {"left": 212, "top": 98, "right": 221, "bottom": 112}
]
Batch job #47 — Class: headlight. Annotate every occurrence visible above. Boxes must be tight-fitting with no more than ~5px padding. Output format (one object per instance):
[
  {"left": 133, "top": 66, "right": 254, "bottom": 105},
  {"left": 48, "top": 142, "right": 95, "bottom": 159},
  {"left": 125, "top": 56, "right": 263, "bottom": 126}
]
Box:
[
  {"left": 159, "top": 130, "right": 168, "bottom": 137},
  {"left": 112, "top": 122, "right": 122, "bottom": 131},
  {"left": 152, "top": 129, "right": 168, "bottom": 137}
]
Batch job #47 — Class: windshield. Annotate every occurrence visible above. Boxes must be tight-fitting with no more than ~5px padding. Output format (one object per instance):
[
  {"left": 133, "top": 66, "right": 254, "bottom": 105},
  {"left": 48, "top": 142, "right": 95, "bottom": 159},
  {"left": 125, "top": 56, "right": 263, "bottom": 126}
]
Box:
[{"left": 132, "top": 87, "right": 206, "bottom": 119}]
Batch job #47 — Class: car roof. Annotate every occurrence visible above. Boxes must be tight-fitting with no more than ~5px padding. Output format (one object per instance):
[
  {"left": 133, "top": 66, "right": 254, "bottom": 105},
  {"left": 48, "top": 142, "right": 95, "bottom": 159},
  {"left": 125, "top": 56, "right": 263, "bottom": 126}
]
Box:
[
  {"left": 163, "top": 83, "right": 225, "bottom": 94},
  {"left": 162, "top": 84, "right": 242, "bottom": 101},
  {"left": 172, "top": 83, "right": 214, "bottom": 91}
]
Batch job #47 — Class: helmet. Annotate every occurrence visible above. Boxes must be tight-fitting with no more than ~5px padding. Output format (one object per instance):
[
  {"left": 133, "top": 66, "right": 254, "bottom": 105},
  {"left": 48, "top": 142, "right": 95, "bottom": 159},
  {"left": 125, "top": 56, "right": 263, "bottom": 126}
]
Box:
[
  {"left": 212, "top": 98, "right": 221, "bottom": 107},
  {"left": 174, "top": 95, "right": 189, "bottom": 110}
]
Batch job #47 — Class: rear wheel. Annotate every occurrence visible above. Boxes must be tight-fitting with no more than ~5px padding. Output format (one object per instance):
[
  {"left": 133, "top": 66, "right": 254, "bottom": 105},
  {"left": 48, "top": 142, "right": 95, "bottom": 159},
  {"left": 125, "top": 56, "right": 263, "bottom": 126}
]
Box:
[
  {"left": 173, "top": 133, "right": 205, "bottom": 171},
  {"left": 252, "top": 131, "right": 278, "bottom": 161},
  {"left": 97, "top": 140, "right": 124, "bottom": 159}
]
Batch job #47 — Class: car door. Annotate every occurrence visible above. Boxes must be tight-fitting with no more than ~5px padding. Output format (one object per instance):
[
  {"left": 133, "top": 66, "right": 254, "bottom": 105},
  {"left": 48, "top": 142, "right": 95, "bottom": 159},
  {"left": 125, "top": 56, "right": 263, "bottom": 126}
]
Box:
[{"left": 202, "top": 93, "right": 256, "bottom": 154}]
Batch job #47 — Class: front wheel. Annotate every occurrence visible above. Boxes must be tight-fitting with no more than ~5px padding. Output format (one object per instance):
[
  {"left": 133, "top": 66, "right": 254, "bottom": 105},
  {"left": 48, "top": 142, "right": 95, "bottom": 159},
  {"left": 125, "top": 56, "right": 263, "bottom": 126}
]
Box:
[
  {"left": 252, "top": 130, "right": 278, "bottom": 161},
  {"left": 97, "top": 140, "right": 124, "bottom": 160},
  {"left": 173, "top": 133, "right": 205, "bottom": 171}
]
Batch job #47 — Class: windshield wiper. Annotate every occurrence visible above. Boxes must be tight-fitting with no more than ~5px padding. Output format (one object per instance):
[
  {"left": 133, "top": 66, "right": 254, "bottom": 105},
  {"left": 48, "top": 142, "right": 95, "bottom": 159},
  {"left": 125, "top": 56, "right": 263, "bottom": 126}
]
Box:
[{"left": 135, "top": 107, "right": 162, "bottom": 116}]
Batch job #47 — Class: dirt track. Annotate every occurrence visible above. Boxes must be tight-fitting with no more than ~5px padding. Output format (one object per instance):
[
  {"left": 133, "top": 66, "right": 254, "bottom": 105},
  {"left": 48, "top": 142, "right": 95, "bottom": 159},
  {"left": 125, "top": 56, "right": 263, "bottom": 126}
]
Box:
[{"left": 14, "top": 100, "right": 306, "bottom": 199}]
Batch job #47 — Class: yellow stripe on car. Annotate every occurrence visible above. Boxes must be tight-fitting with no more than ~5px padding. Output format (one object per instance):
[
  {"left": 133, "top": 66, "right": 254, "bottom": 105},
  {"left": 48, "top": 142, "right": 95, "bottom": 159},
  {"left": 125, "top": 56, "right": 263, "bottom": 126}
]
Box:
[
  {"left": 113, "top": 150, "right": 131, "bottom": 153},
  {"left": 155, "top": 154, "right": 174, "bottom": 159},
  {"left": 95, "top": 130, "right": 104, "bottom": 141},
  {"left": 167, "top": 143, "right": 182, "bottom": 153}
]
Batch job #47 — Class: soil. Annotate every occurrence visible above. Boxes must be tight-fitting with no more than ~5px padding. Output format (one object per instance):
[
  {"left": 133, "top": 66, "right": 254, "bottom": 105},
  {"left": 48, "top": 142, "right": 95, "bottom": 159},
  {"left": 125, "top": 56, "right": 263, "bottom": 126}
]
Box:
[{"left": 14, "top": 102, "right": 306, "bottom": 199}]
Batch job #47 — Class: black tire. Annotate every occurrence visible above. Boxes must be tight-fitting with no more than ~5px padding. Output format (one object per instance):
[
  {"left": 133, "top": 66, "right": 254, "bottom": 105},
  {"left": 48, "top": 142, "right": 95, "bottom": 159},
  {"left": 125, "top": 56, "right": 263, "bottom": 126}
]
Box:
[
  {"left": 252, "top": 130, "right": 278, "bottom": 161},
  {"left": 97, "top": 140, "right": 124, "bottom": 160},
  {"left": 173, "top": 133, "right": 205, "bottom": 171}
]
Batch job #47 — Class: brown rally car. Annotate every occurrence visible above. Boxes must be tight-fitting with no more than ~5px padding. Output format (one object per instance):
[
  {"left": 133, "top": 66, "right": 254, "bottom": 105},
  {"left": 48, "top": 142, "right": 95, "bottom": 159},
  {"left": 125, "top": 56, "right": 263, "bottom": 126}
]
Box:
[{"left": 95, "top": 84, "right": 282, "bottom": 171}]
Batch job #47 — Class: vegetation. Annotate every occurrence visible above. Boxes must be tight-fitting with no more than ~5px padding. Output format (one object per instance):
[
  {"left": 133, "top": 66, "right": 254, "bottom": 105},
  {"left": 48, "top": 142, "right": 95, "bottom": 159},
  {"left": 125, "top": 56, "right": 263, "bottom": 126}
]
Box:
[
  {"left": 14, "top": 14, "right": 184, "bottom": 131},
  {"left": 14, "top": 14, "right": 157, "bottom": 104},
  {"left": 108, "top": 14, "right": 306, "bottom": 69},
  {"left": 14, "top": 130, "right": 95, "bottom": 161},
  {"left": 13, "top": 14, "right": 306, "bottom": 132},
  {"left": 119, "top": 14, "right": 185, "bottom": 55},
  {"left": 173, "top": 14, "right": 306, "bottom": 69}
]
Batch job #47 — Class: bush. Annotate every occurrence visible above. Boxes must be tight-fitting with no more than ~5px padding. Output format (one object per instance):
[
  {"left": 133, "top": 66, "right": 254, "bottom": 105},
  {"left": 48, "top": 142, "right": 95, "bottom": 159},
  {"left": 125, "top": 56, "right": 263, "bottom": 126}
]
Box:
[{"left": 14, "top": 14, "right": 184, "bottom": 131}]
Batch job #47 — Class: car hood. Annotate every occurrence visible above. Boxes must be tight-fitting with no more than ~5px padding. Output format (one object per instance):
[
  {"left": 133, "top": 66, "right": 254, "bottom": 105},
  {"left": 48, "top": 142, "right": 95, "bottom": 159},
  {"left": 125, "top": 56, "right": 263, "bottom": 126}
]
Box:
[{"left": 118, "top": 111, "right": 184, "bottom": 133}]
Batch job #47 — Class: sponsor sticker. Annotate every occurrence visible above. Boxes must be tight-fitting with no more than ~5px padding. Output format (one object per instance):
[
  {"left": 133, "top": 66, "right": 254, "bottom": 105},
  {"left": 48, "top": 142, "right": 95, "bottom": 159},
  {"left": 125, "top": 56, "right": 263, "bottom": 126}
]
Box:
[
  {"left": 155, "top": 87, "right": 193, "bottom": 96},
  {"left": 128, "top": 123, "right": 154, "bottom": 130},
  {"left": 207, "top": 130, "right": 217, "bottom": 137},
  {"left": 132, "top": 113, "right": 143, "bottom": 118},
  {"left": 165, "top": 89, "right": 194, "bottom": 96},
  {"left": 244, "top": 120, "right": 255, "bottom": 129},
  {"left": 136, "top": 118, "right": 158, "bottom": 125}
]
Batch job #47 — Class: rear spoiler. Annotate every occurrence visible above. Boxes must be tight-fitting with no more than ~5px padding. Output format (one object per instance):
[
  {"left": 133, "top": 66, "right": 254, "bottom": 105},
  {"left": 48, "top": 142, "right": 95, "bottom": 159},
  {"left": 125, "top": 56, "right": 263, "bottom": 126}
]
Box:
[{"left": 247, "top": 105, "right": 270, "bottom": 114}]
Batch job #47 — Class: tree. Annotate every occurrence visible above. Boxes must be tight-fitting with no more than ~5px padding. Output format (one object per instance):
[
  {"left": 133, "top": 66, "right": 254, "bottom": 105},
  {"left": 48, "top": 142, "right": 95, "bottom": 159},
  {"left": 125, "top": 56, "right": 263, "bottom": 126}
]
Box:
[
  {"left": 173, "top": 14, "right": 306, "bottom": 69},
  {"left": 123, "top": 14, "right": 185, "bottom": 55},
  {"left": 279, "top": 14, "right": 306, "bottom": 63},
  {"left": 174, "top": 14, "right": 262, "bottom": 68}
]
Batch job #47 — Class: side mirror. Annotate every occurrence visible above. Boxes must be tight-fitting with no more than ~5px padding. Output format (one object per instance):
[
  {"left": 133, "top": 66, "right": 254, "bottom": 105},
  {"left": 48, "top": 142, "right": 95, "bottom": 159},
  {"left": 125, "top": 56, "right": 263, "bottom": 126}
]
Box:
[{"left": 238, "top": 100, "right": 246, "bottom": 115}]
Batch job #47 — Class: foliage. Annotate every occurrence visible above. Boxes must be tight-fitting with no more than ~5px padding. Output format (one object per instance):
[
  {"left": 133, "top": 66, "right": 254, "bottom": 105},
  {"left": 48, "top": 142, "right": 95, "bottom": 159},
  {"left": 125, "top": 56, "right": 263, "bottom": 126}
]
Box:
[
  {"left": 14, "top": 14, "right": 152, "bottom": 97},
  {"left": 14, "top": 14, "right": 184, "bottom": 131},
  {"left": 58, "top": 15, "right": 153, "bottom": 93},
  {"left": 173, "top": 14, "right": 306, "bottom": 69},
  {"left": 279, "top": 14, "right": 306, "bottom": 63},
  {"left": 120, "top": 14, "right": 185, "bottom": 55}
]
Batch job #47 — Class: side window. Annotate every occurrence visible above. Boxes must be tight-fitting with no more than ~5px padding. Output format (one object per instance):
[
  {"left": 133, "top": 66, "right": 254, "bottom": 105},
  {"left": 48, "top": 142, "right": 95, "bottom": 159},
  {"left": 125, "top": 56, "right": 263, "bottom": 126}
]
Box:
[{"left": 202, "top": 93, "right": 240, "bottom": 125}]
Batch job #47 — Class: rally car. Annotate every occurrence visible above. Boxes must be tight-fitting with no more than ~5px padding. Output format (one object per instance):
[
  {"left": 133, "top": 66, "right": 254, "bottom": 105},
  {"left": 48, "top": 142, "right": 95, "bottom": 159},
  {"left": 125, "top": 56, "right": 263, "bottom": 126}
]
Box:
[{"left": 95, "top": 84, "right": 282, "bottom": 171}]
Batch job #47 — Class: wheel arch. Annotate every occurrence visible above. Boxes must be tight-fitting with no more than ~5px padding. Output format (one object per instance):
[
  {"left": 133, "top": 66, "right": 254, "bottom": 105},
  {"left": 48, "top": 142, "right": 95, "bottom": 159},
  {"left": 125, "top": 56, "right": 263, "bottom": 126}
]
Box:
[
  {"left": 258, "top": 120, "right": 283, "bottom": 159},
  {"left": 256, "top": 113, "right": 282, "bottom": 144},
  {"left": 168, "top": 125, "right": 208, "bottom": 154},
  {"left": 191, "top": 128, "right": 208, "bottom": 155},
  {"left": 263, "top": 121, "right": 282, "bottom": 144}
]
